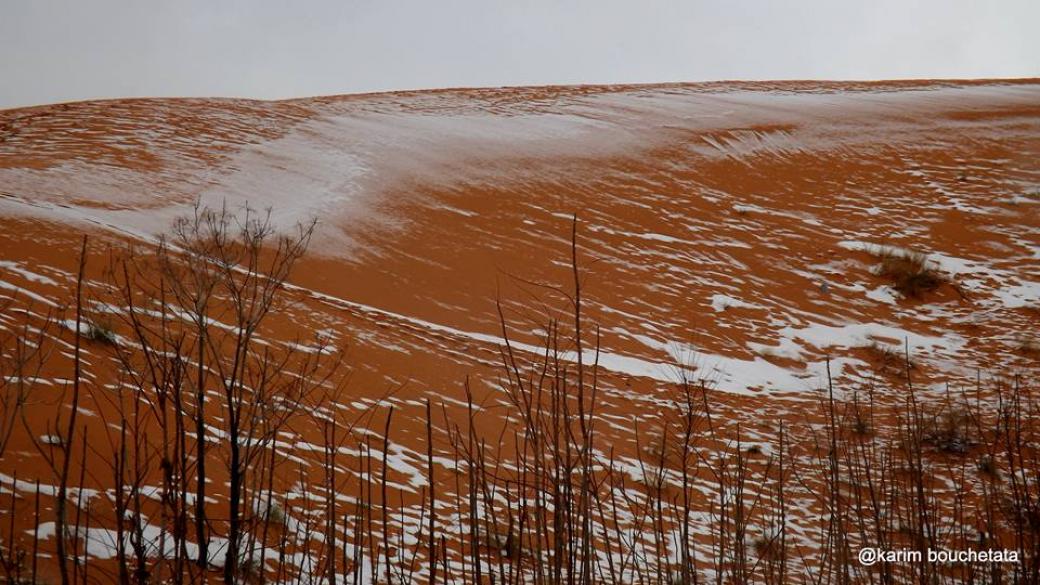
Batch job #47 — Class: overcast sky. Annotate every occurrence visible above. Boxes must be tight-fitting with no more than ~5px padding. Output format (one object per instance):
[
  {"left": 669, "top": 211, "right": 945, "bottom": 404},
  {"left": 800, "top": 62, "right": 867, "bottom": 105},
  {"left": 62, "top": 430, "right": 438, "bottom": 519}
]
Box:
[{"left": 2, "top": 0, "right": 1037, "bottom": 109}]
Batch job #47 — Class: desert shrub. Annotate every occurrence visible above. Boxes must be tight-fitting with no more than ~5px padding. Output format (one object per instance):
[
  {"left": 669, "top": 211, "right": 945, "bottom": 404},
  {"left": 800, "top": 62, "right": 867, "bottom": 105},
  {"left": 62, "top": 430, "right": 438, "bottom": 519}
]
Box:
[
  {"left": 862, "top": 340, "right": 915, "bottom": 379},
  {"left": 977, "top": 455, "right": 999, "bottom": 479},
  {"left": 753, "top": 534, "right": 779, "bottom": 561},
  {"left": 1017, "top": 336, "right": 1040, "bottom": 358},
  {"left": 846, "top": 393, "right": 873, "bottom": 437},
  {"left": 850, "top": 416, "right": 871, "bottom": 436},
  {"left": 265, "top": 502, "right": 286, "bottom": 526},
  {"left": 83, "top": 320, "right": 117, "bottom": 345},
  {"left": 922, "top": 407, "right": 973, "bottom": 455},
  {"left": 875, "top": 248, "right": 945, "bottom": 298}
]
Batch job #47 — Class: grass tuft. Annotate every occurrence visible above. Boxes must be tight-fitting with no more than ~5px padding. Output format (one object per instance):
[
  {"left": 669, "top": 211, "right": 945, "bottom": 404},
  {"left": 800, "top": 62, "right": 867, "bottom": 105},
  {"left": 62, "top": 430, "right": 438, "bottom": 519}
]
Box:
[
  {"left": 862, "top": 340, "right": 915, "bottom": 379},
  {"left": 977, "top": 455, "right": 1000, "bottom": 479},
  {"left": 875, "top": 248, "right": 946, "bottom": 298},
  {"left": 265, "top": 502, "right": 286, "bottom": 526},
  {"left": 1016, "top": 336, "right": 1040, "bottom": 359},
  {"left": 83, "top": 321, "right": 118, "bottom": 346},
  {"left": 922, "top": 407, "right": 973, "bottom": 456}
]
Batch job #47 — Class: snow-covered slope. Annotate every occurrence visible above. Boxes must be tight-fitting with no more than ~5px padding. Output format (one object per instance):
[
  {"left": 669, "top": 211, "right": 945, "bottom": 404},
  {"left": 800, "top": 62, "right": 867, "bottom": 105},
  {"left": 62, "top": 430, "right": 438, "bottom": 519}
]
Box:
[
  {"left": 2, "top": 79, "right": 1039, "bottom": 582},
  {"left": 2, "top": 81, "right": 1038, "bottom": 397}
]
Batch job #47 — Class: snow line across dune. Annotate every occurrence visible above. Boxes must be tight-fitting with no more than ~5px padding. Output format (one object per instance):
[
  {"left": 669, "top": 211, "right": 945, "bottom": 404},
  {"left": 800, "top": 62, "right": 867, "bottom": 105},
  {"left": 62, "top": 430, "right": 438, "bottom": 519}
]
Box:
[
  {"left": 290, "top": 281, "right": 865, "bottom": 396},
  {"left": 0, "top": 191, "right": 917, "bottom": 396}
]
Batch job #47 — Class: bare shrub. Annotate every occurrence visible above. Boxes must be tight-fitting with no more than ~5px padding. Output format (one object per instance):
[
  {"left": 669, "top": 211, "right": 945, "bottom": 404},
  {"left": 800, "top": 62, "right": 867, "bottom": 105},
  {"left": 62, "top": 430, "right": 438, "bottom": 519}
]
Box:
[
  {"left": 875, "top": 248, "right": 946, "bottom": 298},
  {"left": 1016, "top": 335, "right": 1040, "bottom": 358},
  {"left": 82, "top": 320, "right": 117, "bottom": 345},
  {"left": 862, "top": 339, "right": 916, "bottom": 379},
  {"left": 921, "top": 406, "right": 973, "bottom": 455}
]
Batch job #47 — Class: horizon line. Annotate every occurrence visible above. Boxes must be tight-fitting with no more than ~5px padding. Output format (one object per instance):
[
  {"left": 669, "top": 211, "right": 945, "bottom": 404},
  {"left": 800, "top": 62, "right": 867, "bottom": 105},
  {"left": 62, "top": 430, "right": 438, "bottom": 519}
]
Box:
[{"left": 4, "top": 76, "right": 1040, "bottom": 113}]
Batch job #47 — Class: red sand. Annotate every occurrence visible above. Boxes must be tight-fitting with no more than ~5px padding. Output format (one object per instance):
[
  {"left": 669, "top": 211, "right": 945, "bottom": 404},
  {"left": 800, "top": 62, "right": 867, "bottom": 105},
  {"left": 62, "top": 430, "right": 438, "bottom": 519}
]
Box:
[{"left": 0, "top": 79, "right": 1038, "bottom": 581}]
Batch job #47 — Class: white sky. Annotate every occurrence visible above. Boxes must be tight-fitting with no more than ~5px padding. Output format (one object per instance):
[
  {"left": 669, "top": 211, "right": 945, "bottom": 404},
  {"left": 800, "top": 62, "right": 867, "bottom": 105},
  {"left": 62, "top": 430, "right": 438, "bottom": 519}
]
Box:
[{"left": 2, "top": 0, "right": 1037, "bottom": 109}]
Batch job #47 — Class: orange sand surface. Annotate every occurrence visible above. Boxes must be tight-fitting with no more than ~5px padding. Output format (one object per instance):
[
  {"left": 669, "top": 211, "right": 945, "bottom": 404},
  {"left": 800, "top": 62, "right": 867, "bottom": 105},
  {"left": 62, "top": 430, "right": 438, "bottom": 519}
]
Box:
[{"left": 0, "top": 80, "right": 1038, "bottom": 582}]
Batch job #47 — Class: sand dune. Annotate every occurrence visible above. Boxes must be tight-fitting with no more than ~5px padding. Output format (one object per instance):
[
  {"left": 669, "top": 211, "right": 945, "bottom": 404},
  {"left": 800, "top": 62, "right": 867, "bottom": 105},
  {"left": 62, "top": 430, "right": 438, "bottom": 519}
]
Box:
[{"left": 1, "top": 80, "right": 1038, "bottom": 582}]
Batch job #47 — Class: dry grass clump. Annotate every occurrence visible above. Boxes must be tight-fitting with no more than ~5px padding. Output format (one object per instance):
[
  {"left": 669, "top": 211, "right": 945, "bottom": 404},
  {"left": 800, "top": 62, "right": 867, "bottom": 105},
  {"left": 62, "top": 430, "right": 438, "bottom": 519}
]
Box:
[
  {"left": 846, "top": 393, "right": 873, "bottom": 437},
  {"left": 752, "top": 533, "right": 780, "bottom": 561},
  {"left": 875, "top": 248, "right": 946, "bottom": 298},
  {"left": 921, "top": 407, "right": 974, "bottom": 455},
  {"left": 849, "top": 415, "right": 872, "bottom": 437},
  {"left": 83, "top": 321, "right": 117, "bottom": 345},
  {"left": 977, "top": 455, "right": 999, "bottom": 479},
  {"left": 862, "top": 340, "right": 916, "bottom": 379},
  {"left": 264, "top": 502, "right": 287, "bottom": 526},
  {"left": 1016, "top": 335, "right": 1040, "bottom": 359}
]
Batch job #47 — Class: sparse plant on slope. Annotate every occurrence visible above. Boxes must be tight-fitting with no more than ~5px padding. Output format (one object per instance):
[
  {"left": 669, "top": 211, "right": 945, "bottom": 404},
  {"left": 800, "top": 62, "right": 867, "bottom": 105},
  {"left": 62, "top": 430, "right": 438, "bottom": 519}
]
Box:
[
  {"left": 1016, "top": 335, "right": 1040, "bottom": 358},
  {"left": 921, "top": 404, "right": 974, "bottom": 455},
  {"left": 861, "top": 339, "right": 918, "bottom": 380},
  {"left": 82, "top": 320, "right": 117, "bottom": 346},
  {"left": 875, "top": 248, "right": 946, "bottom": 298}
]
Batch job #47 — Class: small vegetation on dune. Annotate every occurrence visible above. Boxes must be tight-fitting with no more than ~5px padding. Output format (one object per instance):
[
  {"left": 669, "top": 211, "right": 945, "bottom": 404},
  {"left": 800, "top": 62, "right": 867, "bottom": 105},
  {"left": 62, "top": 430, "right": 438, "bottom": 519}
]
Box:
[
  {"left": 846, "top": 392, "right": 873, "bottom": 437},
  {"left": 753, "top": 533, "right": 780, "bottom": 562},
  {"left": 875, "top": 248, "right": 946, "bottom": 298},
  {"left": 977, "top": 455, "right": 999, "bottom": 479},
  {"left": 921, "top": 405, "right": 974, "bottom": 455},
  {"left": 1016, "top": 335, "right": 1040, "bottom": 358},
  {"left": 83, "top": 320, "right": 117, "bottom": 345},
  {"left": 862, "top": 339, "right": 917, "bottom": 379},
  {"left": 264, "top": 502, "right": 286, "bottom": 526}
]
